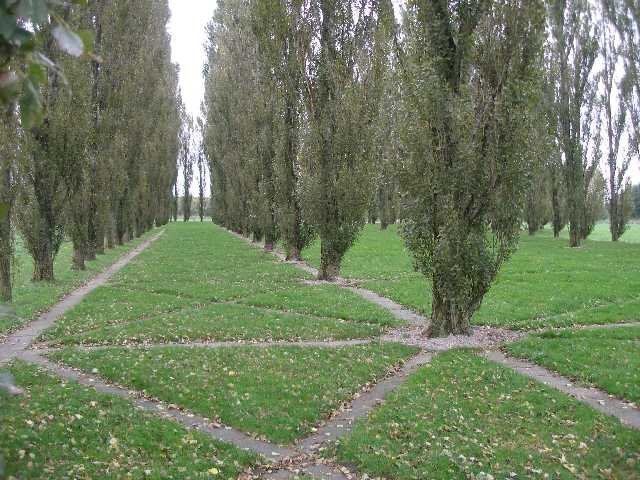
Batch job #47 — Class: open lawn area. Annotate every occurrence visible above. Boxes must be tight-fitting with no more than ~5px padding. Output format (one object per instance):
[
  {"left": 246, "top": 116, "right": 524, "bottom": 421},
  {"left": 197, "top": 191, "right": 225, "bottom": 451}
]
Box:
[
  {"left": 333, "top": 350, "right": 640, "bottom": 479},
  {"left": 1, "top": 222, "right": 639, "bottom": 480},
  {"left": 507, "top": 325, "right": 640, "bottom": 404},
  {"left": 39, "top": 223, "right": 397, "bottom": 346},
  {"left": 303, "top": 224, "right": 640, "bottom": 330},
  {"left": 0, "top": 361, "right": 257, "bottom": 479},
  {"left": 0, "top": 234, "right": 154, "bottom": 339}
]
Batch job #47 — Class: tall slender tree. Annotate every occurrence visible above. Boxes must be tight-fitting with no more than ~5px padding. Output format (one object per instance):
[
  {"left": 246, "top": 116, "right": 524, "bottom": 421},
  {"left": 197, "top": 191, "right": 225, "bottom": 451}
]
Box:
[
  {"left": 180, "top": 112, "right": 194, "bottom": 222},
  {"left": 399, "top": 0, "right": 545, "bottom": 336},
  {"left": 302, "top": 0, "right": 390, "bottom": 280},
  {"left": 0, "top": 106, "right": 17, "bottom": 300},
  {"left": 547, "top": 0, "right": 601, "bottom": 247},
  {"left": 600, "top": 18, "right": 632, "bottom": 241}
]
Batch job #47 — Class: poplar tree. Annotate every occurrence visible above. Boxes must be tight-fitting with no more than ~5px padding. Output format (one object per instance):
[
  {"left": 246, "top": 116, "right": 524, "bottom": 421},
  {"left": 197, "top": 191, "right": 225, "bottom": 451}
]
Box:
[
  {"left": 399, "top": 0, "right": 545, "bottom": 336},
  {"left": 547, "top": 0, "right": 601, "bottom": 247},
  {"left": 0, "top": 107, "right": 17, "bottom": 301},
  {"left": 180, "top": 113, "right": 194, "bottom": 222},
  {"left": 302, "top": 0, "right": 390, "bottom": 280},
  {"left": 14, "top": 31, "right": 68, "bottom": 281},
  {"left": 600, "top": 21, "right": 631, "bottom": 241}
]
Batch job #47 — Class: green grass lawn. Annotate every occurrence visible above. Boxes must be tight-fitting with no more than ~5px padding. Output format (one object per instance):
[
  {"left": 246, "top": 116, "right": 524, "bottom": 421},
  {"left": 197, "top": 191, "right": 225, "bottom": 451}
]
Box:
[
  {"left": 333, "top": 350, "right": 640, "bottom": 479},
  {"left": 303, "top": 224, "right": 640, "bottom": 330},
  {"left": 0, "top": 233, "right": 154, "bottom": 339},
  {"left": 42, "top": 223, "right": 397, "bottom": 346},
  {"left": 50, "top": 343, "right": 417, "bottom": 444},
  {"left": 507, "top": 325, "right": 640, "bottom": 403},
  {"left": 560, "top": 222, "right": 640, "bottom": 243},
  {"left": 0, "top": 362, "right": 257, "bottom": 479}
]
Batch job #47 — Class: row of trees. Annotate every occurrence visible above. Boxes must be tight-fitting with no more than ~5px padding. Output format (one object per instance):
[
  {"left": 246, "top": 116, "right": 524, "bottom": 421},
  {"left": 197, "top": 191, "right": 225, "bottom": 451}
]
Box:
[
  {"left": 522, "top": 0, "right": 640, "bottom": 244},
  {"left": 203, "top": 0, "right": 639, "bottom": 337},
  {"left": 0, "top": 0, "right": 183, "bottom": 301}
]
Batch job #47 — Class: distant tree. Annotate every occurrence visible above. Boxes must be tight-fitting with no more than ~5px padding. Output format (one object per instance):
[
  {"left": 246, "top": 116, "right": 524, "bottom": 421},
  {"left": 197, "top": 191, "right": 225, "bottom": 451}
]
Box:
[
  {"left": 599, "top": 19, "right": 632, "bottom": 241},
  {"left": 197, "top": 152, "right": 206, "bottom": 223},
  {"left": 525, "top": 100, "right": 554, "bottom": 235},
  {"left": 399, "top": 0, "right": 545, "bottom": 336},
  {"left": 631, "top": 183, "right": 640, "bottom": 218},
  {"left": 547, "top": 0, "right": 602, "bottom": 247},
  {"left": 180, "top": 112, "right": 194, "bottom": 222},
  {"left": 586, "top": 168, "right": 608, "bottom": 231}
]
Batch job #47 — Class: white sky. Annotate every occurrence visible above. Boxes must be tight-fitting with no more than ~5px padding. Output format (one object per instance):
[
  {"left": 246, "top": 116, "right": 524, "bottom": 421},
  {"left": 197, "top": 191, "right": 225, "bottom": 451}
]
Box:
[{"left": 168, "top": 0, "right": 216, "bottom": 196}]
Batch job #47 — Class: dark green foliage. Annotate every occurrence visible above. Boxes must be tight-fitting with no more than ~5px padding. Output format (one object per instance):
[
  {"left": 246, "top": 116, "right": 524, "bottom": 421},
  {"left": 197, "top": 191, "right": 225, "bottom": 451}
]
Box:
[
  {"left": 0, "top": 0, "right": 91, "bottom": 126},
  {"left": 399, "top": 0, "right": 546, "bottom": 336},
  {"left": 1, "top": 0, "right": 181, "bottom": 295},
  {"left": 632, "top": 184, "right": 640, "bottom": 218}
]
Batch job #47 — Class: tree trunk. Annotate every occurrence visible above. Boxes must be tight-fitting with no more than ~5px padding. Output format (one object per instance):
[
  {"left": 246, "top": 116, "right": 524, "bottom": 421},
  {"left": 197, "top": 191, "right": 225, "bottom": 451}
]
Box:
[
  {"left": 318, "top": 240, "right": 341, "bottom": 281},
  {"left": 551, "top": 183, "right": 562, "bottom": 238},
  {"left": 286, "top": 245, "right": 301, "bottom": 262},
  {"left": 95, "top": 222, "right": 105, "bottom": 254},
  {"left": 33, "top": 248, "right": 55, "bottom": 282},
  {"left": 71, "top": 244, "right": 86, "bottom": 271},
  {"left": 0, "top": 209, "right": 11, "bottom": 301},
  {"left": 428, "top": 285, "right": 471, "bottom": 337},
  {"left": 0, "top": 154, "right": 11, "bottom": 302},
  {"left": 569, "top": 223, "right": 581, "bottom": 248}
]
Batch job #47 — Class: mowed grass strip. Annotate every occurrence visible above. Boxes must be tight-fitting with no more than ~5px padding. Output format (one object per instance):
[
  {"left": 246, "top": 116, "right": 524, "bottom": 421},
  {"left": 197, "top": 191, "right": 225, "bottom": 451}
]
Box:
[
  {"left": 50, "top": 343, "right": 418, "bottom": 444},
  {"left": 506, "top": 325, "right": 640, "bottom": 403},
  {"left": 0, "top": 232, "right": 155, "bottom": 338},
  {"left": 40, "top": 286, "right": 198, "bottom": 342},
  {"left": 304, "top": 225, "right": 640, "bottom": 330},
  {"left": 42, "top": 223, "right": 397, "bottom": 346},
  {"left": 333, "top": 350, "right": 640, "bottom": 480},
  {"left": 47, "top": 302, "right": 383, "bottom": 346},
  {"left": 0, "top": 362, "right": 257, "bottom": 480}
]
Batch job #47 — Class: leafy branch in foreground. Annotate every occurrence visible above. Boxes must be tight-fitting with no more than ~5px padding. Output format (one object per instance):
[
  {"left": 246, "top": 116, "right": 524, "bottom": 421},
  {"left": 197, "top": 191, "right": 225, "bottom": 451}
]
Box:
[{"left": 0, "top": 0, "right": 95, "bottom": 126}]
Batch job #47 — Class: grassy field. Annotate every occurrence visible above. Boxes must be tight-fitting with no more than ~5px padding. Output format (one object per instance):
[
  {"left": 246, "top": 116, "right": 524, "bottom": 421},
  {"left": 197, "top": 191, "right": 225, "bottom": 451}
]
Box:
[
  {"left": 560, "top": 222, "right": 640, "bottom": 243},
  {"left": 41, "top": 223, "right": 397, "bottom": 346},
  {"left": 507, "top": 325, "right": 640, "bottom": 403},
  {"left": 3, "top": 221, "right": 638, "bottom": 479},
  {"left": 303, "top": 224, "right": 640, "bottom": 329},
  {"left": 51, "top": 343, "right": 417, "bottom": 444},
  {"left": 0, "top": 233, "right": 153, "bottom": 338},
  {"left": 333, "top": 350, "right": 640, "bottom": 479},
  {"left": 0, "top": 362, "right": 257, "bottom": 479}
]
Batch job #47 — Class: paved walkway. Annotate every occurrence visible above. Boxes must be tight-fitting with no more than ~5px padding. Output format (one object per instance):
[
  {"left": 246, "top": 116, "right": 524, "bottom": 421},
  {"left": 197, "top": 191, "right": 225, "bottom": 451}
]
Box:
[
  {"left": 3, "top": 226, "right": 640, "bottom": 479},
  {"left": 0, "top": 232, "right": 163, "bottom": 366}
]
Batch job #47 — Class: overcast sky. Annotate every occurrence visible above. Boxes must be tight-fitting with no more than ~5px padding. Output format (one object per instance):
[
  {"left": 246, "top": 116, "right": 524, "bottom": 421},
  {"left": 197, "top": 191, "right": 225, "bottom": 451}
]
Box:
[{"left": 167, "top": 0, "right": 216, "bottom": 195}]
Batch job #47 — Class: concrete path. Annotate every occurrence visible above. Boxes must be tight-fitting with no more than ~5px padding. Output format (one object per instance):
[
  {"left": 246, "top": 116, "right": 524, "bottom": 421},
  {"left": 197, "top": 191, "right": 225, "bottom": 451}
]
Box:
[
  {"left": 17, "top": 351, "right": 295, "bottom": 462},
  {"left": 36, "top": 339, "right": 375, "bottom": 354},
  {"left": 484, "top": 351, "right": 640, "bottom": 429},
  {"left": 0, "top": 232, "right": 163, "bottom": 366},
  {"left": 297, "top": 352, "right": 433, "bottom": 453}
]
